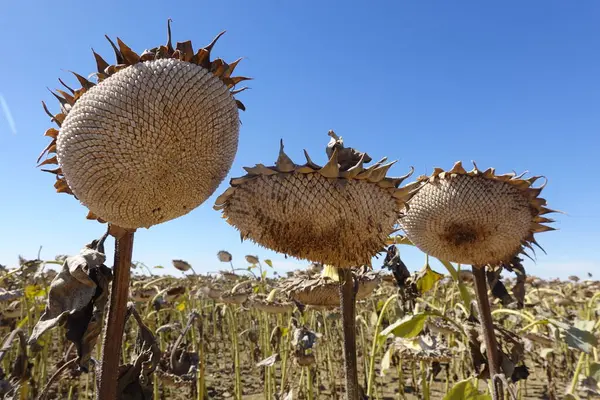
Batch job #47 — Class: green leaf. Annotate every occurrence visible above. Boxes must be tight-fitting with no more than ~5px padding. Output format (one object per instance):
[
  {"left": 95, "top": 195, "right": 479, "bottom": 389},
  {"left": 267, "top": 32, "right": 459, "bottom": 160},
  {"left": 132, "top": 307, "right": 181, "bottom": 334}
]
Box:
[
  {"left": 154, "top": 265, "right": 164, "bottom": 269},
  {"left": 415, "top": 264, "right": 444, "bottom": 294},
  {"left": 391, "top": 239, "right": 471, "bottom": 307},
  {"left": 380, "top": 313, "right": 428, "bottom": 338},
  {"left": 443, "top": 378, "right": 491, "bottom": 400},
  {"left": 264, "top": 259, "right": 273, "bottom": 268}
]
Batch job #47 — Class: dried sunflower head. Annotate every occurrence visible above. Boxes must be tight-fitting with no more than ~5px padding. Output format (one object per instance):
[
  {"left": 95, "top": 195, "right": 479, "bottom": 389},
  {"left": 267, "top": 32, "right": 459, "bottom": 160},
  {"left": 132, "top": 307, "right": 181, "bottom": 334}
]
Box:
[
  {"left": 214, "top": 131, "right": 418, "bottom": 268},
  {"left": 216, "top": 250, "right": 233, "bottom": 263},
  {"left": 246, "top": 295, "right": 294, "bottom": 314},
  {"left": 37, "top": 21, "right": 249, "bottom": 229},
  {"left": 399, "top": 162, "right": 556, "bottom": 267},
  {"left": 172, "top": 260, "right": 192, "bottom": 272},
  {"left": 280, "top": 266, "right": 380, "bottom": 307}
]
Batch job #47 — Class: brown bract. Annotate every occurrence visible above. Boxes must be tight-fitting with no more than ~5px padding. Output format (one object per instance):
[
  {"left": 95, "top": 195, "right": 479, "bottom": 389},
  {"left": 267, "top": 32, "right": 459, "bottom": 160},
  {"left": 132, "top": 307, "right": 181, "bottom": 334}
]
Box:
[
  {"left": 37, "top": 21, "right": 249, "bottom": 229},
  {"left": 214, "top": 135, "right": 419, "bottom": 268},
  {"left": 399, "top": 161, "right": 557, "bottom": 267}
]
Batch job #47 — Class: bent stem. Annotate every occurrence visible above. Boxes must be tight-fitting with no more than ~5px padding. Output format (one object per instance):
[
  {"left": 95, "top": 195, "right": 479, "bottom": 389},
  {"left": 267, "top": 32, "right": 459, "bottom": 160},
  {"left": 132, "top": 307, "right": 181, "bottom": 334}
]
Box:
[
  {"left": 339, "top": 267, "right": 359, "bottom": 400},
  {"left": 472, "top": 266, "right": 503, "bottom": 400},
  {"left": 98, "top": 228, "right": 135, "bottom": 400}
]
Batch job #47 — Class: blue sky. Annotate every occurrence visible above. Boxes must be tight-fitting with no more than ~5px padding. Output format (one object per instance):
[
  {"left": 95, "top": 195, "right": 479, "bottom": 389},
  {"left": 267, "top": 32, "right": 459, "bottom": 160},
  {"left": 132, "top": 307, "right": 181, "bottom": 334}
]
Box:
[{"left": 0, "top": 1, "right": 598, "bottom": 280}]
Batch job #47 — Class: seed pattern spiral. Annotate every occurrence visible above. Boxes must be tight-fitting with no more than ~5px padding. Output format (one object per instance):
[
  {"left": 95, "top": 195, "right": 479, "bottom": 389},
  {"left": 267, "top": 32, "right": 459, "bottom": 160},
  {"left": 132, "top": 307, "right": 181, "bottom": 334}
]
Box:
[{"left": 57, "top": 59, "right": 240, "bottom": 229}]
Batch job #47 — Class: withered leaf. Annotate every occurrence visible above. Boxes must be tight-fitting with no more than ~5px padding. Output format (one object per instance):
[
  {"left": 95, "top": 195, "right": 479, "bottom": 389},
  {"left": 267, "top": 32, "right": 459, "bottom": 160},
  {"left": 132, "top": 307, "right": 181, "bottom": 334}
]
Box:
[
  {"left": 382, "top": 245, "right": 410, "bottom": 287},
  {"left": 169, "top": 312, "right": 199, "bottom": 376},
  {"left": 116, "top": 304, "right": 161, "bottom": 399},
  {"left": 256, "top": 353, "right": 280, "bottom": 367},
  {"left": 486, "top": 266, "right": 513, "bottom": 306},
  {"left": 28, "top": 231, "right": 112, "bottom": 371}
]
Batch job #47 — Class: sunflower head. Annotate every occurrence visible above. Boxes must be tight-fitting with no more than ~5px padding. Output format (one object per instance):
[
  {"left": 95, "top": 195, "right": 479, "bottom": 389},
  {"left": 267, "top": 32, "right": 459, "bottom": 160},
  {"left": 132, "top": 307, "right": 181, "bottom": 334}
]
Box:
[
  {"left": 37, "top": 20, "right": 249, "bottom": 229},
  {"left": 280, "top": 267, "right": 380, "bottom": 307},
  {"left": 214, "top": 131, "right": 419, "bottom": 268},
  {"left": 399, "top": 161, "right": 557, "bottom": 267}
]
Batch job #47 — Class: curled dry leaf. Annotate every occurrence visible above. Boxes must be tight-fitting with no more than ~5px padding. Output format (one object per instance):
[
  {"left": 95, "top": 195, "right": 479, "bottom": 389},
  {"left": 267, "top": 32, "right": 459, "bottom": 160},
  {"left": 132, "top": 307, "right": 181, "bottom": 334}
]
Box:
[
  {"left": 28, "top": 232, "right": 112, "bottom": 371},
  {"left": 167, "top": 312, "right": 200, "bottom": 377},
  {"left": 115, "top": 304, "right": 161, "bottom": 399},
  {"left": 486, "top": 265, "right": 514, "bottom": 307},
  {"left": 382, "top": 246, "right": 410, "bottom": 287}
]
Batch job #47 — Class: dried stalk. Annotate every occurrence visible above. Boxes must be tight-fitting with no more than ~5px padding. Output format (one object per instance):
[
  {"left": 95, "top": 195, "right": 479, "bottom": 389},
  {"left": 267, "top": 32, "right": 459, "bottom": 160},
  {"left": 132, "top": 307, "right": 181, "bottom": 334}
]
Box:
[
  {"left": 97, "top": 228, "right": 135, "bottom": 400},
  {"left": 339, "top": 268, "right": 359, "bottom": 400},
  {"left": 472, "top": 266, "right": 504, "bottom": 400}
]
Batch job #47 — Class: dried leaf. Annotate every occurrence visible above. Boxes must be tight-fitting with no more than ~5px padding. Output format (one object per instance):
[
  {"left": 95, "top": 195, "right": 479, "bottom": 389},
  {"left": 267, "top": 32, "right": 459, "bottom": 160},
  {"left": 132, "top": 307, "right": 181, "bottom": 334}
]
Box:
[
  {"left": 256, "top": 353, "right": 280, "bottom": 367},
  {"left": 116, "top": 304, "right": 161, "bottom": 399},
  {"left": 28, "top": 230, "right": 112, "bottom": 370},
  {"left": 382, "top": 246, "right": 410, "bottom": 287},
  {"left": 380, "top": 346, "right": 393, "bottom": 377}
]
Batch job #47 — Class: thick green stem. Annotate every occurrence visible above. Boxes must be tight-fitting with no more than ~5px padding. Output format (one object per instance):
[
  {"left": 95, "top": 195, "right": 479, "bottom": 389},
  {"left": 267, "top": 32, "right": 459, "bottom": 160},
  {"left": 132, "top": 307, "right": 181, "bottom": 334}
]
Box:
[
  {"left": 98, "top": 230, "right": 135, "bottom": 400},
  {"left": 339, "top": 268, "right": 359, "bottom": 400},
  {"left": 472, "top": 266, "right": 503, "bottom": 400}
]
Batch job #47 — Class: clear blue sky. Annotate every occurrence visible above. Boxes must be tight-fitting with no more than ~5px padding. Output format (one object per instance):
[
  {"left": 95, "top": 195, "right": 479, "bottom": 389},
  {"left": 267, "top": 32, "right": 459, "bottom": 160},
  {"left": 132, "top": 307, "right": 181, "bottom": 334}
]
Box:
[{"left": 0, "top": 1, "right": 598, "bottom": 279}]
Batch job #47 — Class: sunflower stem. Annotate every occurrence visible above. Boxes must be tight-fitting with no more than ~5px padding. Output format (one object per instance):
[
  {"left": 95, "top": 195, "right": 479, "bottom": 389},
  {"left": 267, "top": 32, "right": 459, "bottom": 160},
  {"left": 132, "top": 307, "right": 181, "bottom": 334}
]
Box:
[
  {"left": 472, "top": 266, "right": 504, "bottom": 400},
  {"left": 339, "top": 267, "right": 360, "bottom": 400},
  {"left": 98, "top": 229, "right": 135, "bottom": 400}
]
